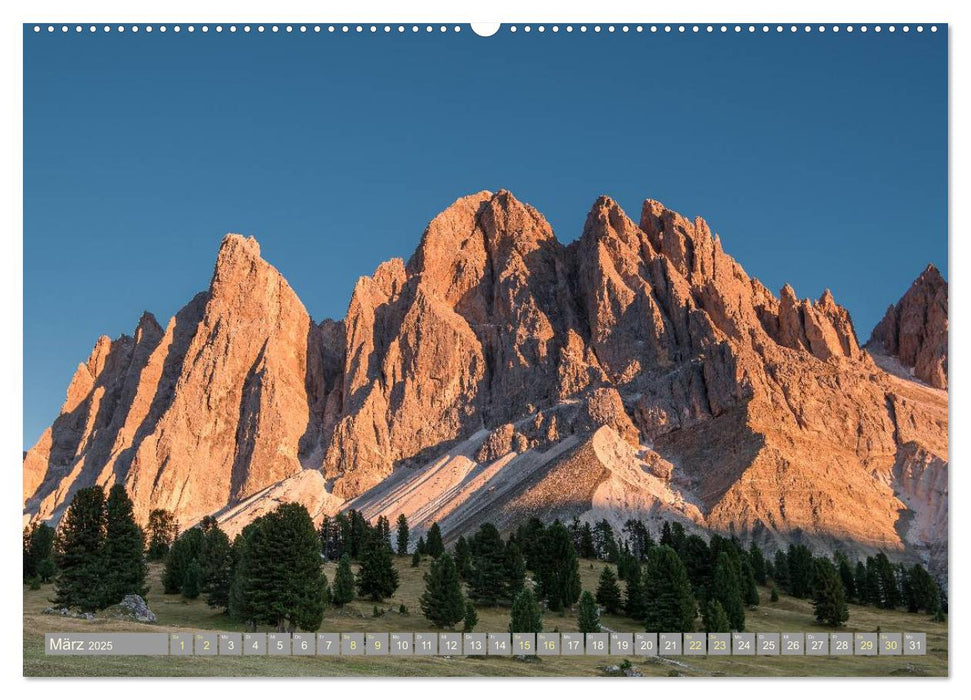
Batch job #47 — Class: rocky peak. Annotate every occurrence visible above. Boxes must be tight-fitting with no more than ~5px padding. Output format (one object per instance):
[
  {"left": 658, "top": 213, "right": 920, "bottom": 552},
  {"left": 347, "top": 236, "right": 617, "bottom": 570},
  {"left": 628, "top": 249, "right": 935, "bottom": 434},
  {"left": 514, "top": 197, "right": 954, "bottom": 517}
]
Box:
[{"left": 867, "top": 264, "right": 948, "bottom": 389}]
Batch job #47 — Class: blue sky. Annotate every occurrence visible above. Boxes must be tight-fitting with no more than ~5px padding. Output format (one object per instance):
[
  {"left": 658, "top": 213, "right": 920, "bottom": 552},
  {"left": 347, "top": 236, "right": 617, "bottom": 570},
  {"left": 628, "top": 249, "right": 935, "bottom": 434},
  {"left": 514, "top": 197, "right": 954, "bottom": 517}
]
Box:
[{"left": 23, "top": 25, "right": 947, "bottom": 446}]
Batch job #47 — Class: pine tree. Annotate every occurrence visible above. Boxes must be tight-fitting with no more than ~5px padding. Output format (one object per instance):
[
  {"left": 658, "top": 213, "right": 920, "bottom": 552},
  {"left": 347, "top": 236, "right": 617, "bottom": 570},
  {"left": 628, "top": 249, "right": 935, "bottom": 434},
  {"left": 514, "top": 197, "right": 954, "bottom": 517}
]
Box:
[
  {"left": 535, "top": 520, "right": 581, "bottom": 611},
  {"left": 578, "top": 522, "right": 596, "bottom": 559},
  {"left": 238, "top": 503, "right": 327, "bottom": 631},
  {"left": 468, "top": 523, "right": 508, "bottom": 606},
  {"left": 509, "top": 588, "right": 543, "bottom": 634},
  {"left": 834, "top": 552, "right": 857, "bottom": 602},
  {"left": 356, "top": 540, "right": 400, "bottom": 601},
  {"left": 812, "top": 558, "right": 849, "bottom": 627},
  {"left": 772, "top": 550, "right": 789, "bottom": 590},
  {"left": 577, "top": 590, "right": 602, "bottom": 633},
  {"left": 748, "top": 541, "right": 767, "bottom": 585},
  {"left": 593, "top": 519, "right": 618, "bottom": 561},
  {"left": 23, "top": 522, "right": 56, "bottom": 583},
  {"left": 595, "top": 565, "right": 622, "bottom": 615},
  {"left": 396, "top": 514, "right": 410, "bottom": 556},
  {"left": 902, "top": 563, "right": 939, "bottom": 614},
  {"left": 854, "top": 561, "right": 869, "bottom": 604},
  {"left": 53, "top": 486, "right": 106, "bottom": 611},
  {"left": 770, "top": 586, "right": 779, "bottom": 602},
  {"left": 702, "top": 599, "right": 731, "bottom": 633},
  {"left": 425, "top": 523, "right": 445, "bottom": 559},
  {"left": 624, "top": 563, "right": 646, "bottom": 619},
  {"left": 454, "top": 535, "right": 472, "bottom": 579},
  {"left": 873, "top": 552, "right": 900, "bottom": 609},
  {"left": 332, "top": 553, "right": 356, "bottom": 607},
  {"left": 146, "top": 508, "right": 178, "bottom": 561},
  {"left": 100, "top": 484, "right": 148, "bottom": 606},
  {"left": 644, "top": 546, "right": 696, "bottom": 632},
  {"left": 182, "top": 559, "right": 203, "bottom": 599},
  {"left": 202, "top": 523, "right": 233, "bottom": 610},
  {"left": 411, "top": 549, "right": 422, "bottom": 567},
  {"left": 711, "top": 551, "right": 745, "bottom": 631},
  {"left": 416, "top": 536, "right": 427, "bottom": 556},
  {"left": 504, "top": 540, "right": 526, "bottom": 597},
  {"left": 419, "top": 553, "right": 466, "bottom": 628},
  {"left": 786, "top": 544, "right": 814, "bottom": 598},
  {"left": 740, "top": 557, "right": 760, "bottom": 607},
  {"left": 463, "top": 601, "right": 478, "bottom": 632},
  {"left": 162, "top": 527, "right": 204, "bottom": 594},
  {"left": 680, "top": 534, "right": 713, "bottom": 597},
  {"left": 228, "top": 523, "right": 259, "bottom": 625}
]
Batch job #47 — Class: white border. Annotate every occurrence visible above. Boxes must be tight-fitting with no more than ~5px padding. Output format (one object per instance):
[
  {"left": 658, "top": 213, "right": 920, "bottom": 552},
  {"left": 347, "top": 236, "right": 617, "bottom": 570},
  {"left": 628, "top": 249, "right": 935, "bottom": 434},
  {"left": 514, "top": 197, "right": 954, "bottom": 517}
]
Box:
[{"left": 2, "top": 0, "right": 965, "bottom": 697}]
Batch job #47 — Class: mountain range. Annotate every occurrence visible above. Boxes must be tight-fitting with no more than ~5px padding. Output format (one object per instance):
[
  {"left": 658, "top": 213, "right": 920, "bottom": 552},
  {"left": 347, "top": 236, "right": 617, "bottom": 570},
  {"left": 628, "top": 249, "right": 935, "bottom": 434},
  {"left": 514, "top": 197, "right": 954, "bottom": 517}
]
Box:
[{"left": 22, "top": 190, "right": 948, "bottom": 570}]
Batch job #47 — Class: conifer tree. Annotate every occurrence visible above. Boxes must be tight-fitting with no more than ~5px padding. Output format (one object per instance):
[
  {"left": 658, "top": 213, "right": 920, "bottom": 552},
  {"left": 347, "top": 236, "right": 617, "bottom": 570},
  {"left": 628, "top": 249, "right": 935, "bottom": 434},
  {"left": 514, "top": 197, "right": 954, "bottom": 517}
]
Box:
[
  {"left": 228, "top": 522, "right": 259, "bottom": 625},
  {"left": 854, "top": 560, "right": 869, "bottom": 604},
  {"left": 454, "top": 535, "right": 472, "bottom": 579},
  {"left": 786, "top": 544, "right": 814, "bottom": 599},
  {"left": 505, "top": 540, "right": 527, "bottom": 597},
  {"left": 239, "top": 503, "right": 327, "bottom": 631},
  {"left": 468, "top": 523, "right": 508, "bottom": 606},
  {"left": 396, "top": 514, "right": 410, "bottom": 556},
  {"left": 593, "top": 519, "right": 618, "bottom": 561},
  {"left": 711, "top": 551, "right": 745, "bottom": 631},
  {"left": 509, "top": 588, "right": 543, "bottom": 634},
  {"left": 873, "top": 552, "right": 900, "bottom": 609},
  {"left": 419, "top": 553, "right": 465, "bottom": 628},
  {"left": 23, "top": 522, "right": 56, "bottom": 582},
  {"left": 644, "top": 546, "right": 696, "bottom": 632},
  {"left": 463, "top": 601, "right": 479, "bottom": 632},
  {"left": 577, "top": 590, "right": 601, "bottom": 633},
  {"left": 834, "top": 552, "right": 857, "bottom": 602},
  {"left": 680, "top": 534, "right": 713, "bottom": 596},
  {"left": 624, "top": 563, "right": 646, "bottom": 619},
  {"left": 772, "top": 550, "right": 789, "bottom": 590},
  {"left": 162, "top": 527, "right": 204, "bottom": 594},
  {"left": 202, "top": 523, "right": 233, "bottom": 610},
  {"left": 425, "top": 522, "right": 445, "bottom": 559},
  {"left": 411, "top": 549, "right": 422, "bottom": 568},
  {"left": 702, "top": 599, "right": 731, "bottom": 633},
  {"left": 356, "top": 540, "right": 400, "bottom": 601},
  {"left": 748, "top": 541, "right": 767, "bottom": 585},
  {"left": 101, "top": 484, "right": 148, "bottom": 606},
  {"left": 332, "top": 553, "right": 356, "bottom": 607},
  {"left": 416, "top": 536, "right": 427, "bottom": 556},
  {"left": 902, "top": 563, "right": 940, "bottom": 614},
  {"left": 812, "top": 558, "right": 849, "bottom": 627},
  {"left": 595, "top": 565, "right": 622, "bottom": 615},
  {"left": 770, "top": 586, "right": 779, "bottom": 602},
  {"left": 146, "top": 508, "right": 178, "bottom": 561},
  {"left": 182, "top": 559, "right": 203, "bottom": 599},
  {"left": 53, "top": 486, "right": 106, "bottom": 611},
  {"left": 740, "top": 557, "right": 760, "bottom": 607},
  {"left": 578, "top": 521, "right": 596, "bottom": 559},
  {"left": 535, "top": 520, "right": 581, "bottom": 611}
]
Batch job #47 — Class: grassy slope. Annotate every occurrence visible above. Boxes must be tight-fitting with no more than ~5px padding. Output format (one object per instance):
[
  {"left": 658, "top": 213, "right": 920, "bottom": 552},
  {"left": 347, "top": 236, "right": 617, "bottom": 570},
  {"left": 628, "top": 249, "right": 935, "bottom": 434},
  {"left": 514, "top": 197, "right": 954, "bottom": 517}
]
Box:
[{"left": 23, "top": 559, "right": 947, "bottom": 677}]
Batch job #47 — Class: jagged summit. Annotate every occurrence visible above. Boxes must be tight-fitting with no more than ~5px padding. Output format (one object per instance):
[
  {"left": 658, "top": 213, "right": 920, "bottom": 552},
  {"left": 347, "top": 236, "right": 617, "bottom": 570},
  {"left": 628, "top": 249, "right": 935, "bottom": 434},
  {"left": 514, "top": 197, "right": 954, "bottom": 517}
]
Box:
[{"left": 24, "top": 191, "right": 947, "bottom": 571}]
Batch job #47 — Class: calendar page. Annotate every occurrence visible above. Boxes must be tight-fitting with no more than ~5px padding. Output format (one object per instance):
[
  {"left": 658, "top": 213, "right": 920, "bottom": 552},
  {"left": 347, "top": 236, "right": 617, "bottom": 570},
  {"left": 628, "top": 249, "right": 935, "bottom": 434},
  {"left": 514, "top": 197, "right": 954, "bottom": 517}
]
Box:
[{"left": 21, "top": 16, "right": 948, "bottom": 680}]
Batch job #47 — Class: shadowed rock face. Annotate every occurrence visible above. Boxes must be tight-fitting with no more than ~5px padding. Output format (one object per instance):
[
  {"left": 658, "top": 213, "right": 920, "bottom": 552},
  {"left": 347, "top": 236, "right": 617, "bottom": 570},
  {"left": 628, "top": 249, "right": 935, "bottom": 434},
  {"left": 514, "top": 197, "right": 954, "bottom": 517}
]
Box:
[
  {"left": 23, "top": 190, "right": 947, "bottom": 569},
  {"left": 867, "top": 264, "right": 948, "bottom": 389}
]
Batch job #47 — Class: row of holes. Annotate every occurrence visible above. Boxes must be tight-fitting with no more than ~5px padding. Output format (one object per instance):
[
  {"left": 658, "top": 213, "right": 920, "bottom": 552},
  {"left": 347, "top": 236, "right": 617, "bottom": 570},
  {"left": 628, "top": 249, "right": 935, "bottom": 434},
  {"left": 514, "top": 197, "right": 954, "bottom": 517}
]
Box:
[{"left": 32, "top": 24, "right": 939, "bottom": 35}]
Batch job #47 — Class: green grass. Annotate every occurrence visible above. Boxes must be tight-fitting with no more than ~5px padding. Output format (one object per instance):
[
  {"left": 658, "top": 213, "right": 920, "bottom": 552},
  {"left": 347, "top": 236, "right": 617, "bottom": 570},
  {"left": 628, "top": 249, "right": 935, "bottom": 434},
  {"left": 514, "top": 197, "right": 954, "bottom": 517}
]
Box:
[{"left": 23, "top": 558, "right": 948, "bottom": 677}]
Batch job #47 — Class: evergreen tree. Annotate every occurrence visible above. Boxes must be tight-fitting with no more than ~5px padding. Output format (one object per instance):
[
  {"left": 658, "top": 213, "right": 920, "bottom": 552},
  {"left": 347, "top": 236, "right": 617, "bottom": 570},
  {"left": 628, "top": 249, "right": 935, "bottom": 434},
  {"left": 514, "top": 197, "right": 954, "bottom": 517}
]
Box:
[
  {"left": 23, "top": 522, "right": 56, "bottom": 583},
  {"left": 902, "top": 563, "right": 939, "bottom": 614},
  {"left": 202, "top": 523, "right": 233, "bottom": 610},
  {"left": 182, "top": 559, "right": 203, "bottom": 599},
  {"left": 101, "top": 484, "right": 148, "bottom": 606},
  {"left": 454, "top": 535, "right": 472, "bottom": 579},
  {"left": 516, "top": 518, "right": 547, "bottom": 571},
  {"left": 509, "top": 588, "right": 543, "bottom": 634},
  {"left": 411, "top": 549, "right": 422, "bottom": 567},
  {"left": 834, "top": 552, "right": 857, "bottom": 602},
  {"left": 463, "top": 601, "right": 479, "bottom": 633},
  {"left": 740, "top": 557, "right": 760, "bottom": 607},
  {"left": 228, "top": 523, "right": 259, "bottom": 625},
  {"left": 332, "top": 553, "right": 356, "bottom": 607},
  {"left": 680, "top": 534, "right": 713, "bottom": 597},
  {"left": 419, "top": 553, "right": 466, "bottom": 628},
  {"left": 812, "top": 558, "right": 849, "bottom": 627},
  {"left": 854, "top": 561, "right": 869, "bottom": 604},
  {"left": 52, "top": 486, "right": 106, "bottom": 611},
  {"left": 624, "top": 563, "right": 646, "bottom": 619},
  {"left": 593, "top": 519, "right": 619, "bottom": 561},
  {"left": 770, "top": 586, "right": 779, "bottom": 602},
  {"left": 596, "top": 565, "right": 622, "bottom": 614},
  {"left": 702, "top": 599, "right": 731, "bottom": 633},
  {"left": 162, "top": 527, "right": 204, "bottom": 594},
  {"left": 873, "top": 552, "right": 900, "bottom": 609},
  {"left": 468, "top": 523, "right": 508, "bottom": 606},
  {"left": 748, "top": 541, "right": 767, "bottom": 585},
  {"left": 416, "top": 536, "right": 427, "bottom": 556},
  {"left": 577, "top": 590, "right": 602, "bottom": 633},
  {"left": 146, "top": 508, "right": 178, "bottom": 561},
  {"left": 356, "top": 540, "right": 400, "bottom": 601},
  {"left": 395, "top": 514, "right": 410, "bottom": 556},
  {"left": 644, "top": 546, "right": 696, "bottom": 632},
  {"left": 623, "top": 519, "right": 653, "bottom": 561},
  {"left": 786, "top": 544, "right": 814, "bottom": 598},
  {"left": 711, "top": 551, "right": 745, "bottom": 631},
  {"left": 772, "top": 550, "right": 790, "bottom": 590},
  {"left": 504, "top": 540, "right": 527, "bottom": 597},
  {"left": 238, "top": 503, "right": 327, "bottom": 631},
  {"left": 535, "top": 520, "right": 581, "bottom": 611},
  {"left": 425, "top": 523, "right": 445, "bottom": 559},
  {"left": 578, "top": 521, "right": 596, "bottom": 559},
  {"left": 377, "top": 515, "right": 393, "bottom": 551}
]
